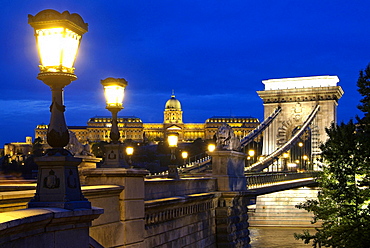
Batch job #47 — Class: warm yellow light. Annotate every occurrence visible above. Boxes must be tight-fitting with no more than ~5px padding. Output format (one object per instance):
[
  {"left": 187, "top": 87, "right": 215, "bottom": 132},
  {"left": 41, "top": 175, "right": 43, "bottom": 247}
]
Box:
[
  {"left": 283, "top": 153, "right": 289, "bottom": 158},
  {"left": 104, "top": 85, "right": 125, "bottom": 107},
  {"left": 167, "top": 133, "right": 179, "bottom": 147},
  {"left": 298, "top": 142, "right": 304, "bottom": 147},
  {"left": 303, "top": 155, "right": 309, "bottom": 160},
  {"left": 29, "top": 10, "right": 88, "bottom": 74},
  {"left": 36, "top": 27, "right": 81, "bottom": 72},
  {"left": 126, "top": 146, "right": 134, "bottom": 156},
  {"left": 208, "top": 144, "right": 216, "bottom": 152},
  {"left": 181, "top": 151, "right": 188, "bottom": 159},
  {"left": 101, "top": 78, "right": 128, "bottom": 109},
  {"left": 287, "top": 163, "right": 297, "bottom": 168},
  {"left": 248, "top": 149, "right": 255, "bottom": 157}
]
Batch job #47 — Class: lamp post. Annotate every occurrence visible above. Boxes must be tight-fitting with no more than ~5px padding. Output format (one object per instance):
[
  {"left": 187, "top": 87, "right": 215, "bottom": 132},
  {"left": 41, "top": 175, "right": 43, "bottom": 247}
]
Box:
[
  {"left": 28, "top": 9, "right": 90, "bottom": 209},
  {"left": 167, "top": 132, "right": 179, "bottom": 179},
  {"left": 248, "top": 149, "right": 255, "bottom": 166},
  {"left": 126, "top": 146, "right": 134, "bottom": 167},
  {"left": 28, "top": 9, "right": 88, "bottom": 154},
  {"left": 181, "top": 151, "right": 188, "bottom": 165},
  {"left": 101, "top": 77, "right": 128, "bottom": 167}
]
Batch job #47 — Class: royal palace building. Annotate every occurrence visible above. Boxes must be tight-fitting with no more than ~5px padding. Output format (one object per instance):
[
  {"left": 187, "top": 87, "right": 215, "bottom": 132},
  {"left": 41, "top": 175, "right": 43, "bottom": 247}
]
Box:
[{"left": 35, "top": 94, "right": 260, "bottom": 144}]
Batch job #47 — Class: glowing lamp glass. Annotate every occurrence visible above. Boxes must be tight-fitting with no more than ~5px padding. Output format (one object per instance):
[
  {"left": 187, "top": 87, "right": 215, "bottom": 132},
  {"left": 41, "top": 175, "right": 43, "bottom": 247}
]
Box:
[
  {"left": 208, "top": 144, "right": 216, "bottom": 152},
  {"left": 36, "top": 27, "right": 81, "bottom": 73},
  {"left": 104, "top": 85, "right": 125, "bottom": 108},
  {"left": 167, "top": 133, "right": 178, "bottom": 147},
  {"left": 181, "top": 151, "right": 188, "bottom": 159},
  {"left": 248, "top": 149, "right": 255, "bottom": 157},
  {"left": 126, "top": 147, "right": 134, "bottom": 156}
]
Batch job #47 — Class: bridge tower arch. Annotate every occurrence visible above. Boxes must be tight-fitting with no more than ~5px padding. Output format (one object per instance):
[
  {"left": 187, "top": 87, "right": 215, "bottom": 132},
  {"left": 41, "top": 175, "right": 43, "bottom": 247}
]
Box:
[{"left": 257, "top": 76, "right": 344, "bottom": 170}]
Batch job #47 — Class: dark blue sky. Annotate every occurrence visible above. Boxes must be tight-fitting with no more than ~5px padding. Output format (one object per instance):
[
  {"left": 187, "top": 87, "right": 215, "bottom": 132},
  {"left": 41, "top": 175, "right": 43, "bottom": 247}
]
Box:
[{"left": 0, "top": 0, "right": 369, "bottom": 146}]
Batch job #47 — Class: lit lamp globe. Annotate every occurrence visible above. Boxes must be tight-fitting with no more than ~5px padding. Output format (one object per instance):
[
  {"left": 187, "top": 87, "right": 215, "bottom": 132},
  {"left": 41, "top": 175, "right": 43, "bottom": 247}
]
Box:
[
  {"left": 167, "top": 132, "right": 179, "bottom": 162},
  {"left": 181, "top": 151, "right": 188, "bottom": 165},
  {"left": 208, "top": 144, "right": 216, "bottom": 152},
  {"left": 101, "top": 77, "right": 128, "bottom": 143},
  {"left": 28, "top": 9, "right": 88, "bottom": 151},
  {"left": 126, "top": 146, "right": 134, "bottom": 167},
  {"left": 167, "top": 132, "right": 179, "bottom": 179},
  {"left": 167, "top": 132, "right": 179, "bottom": 148}
]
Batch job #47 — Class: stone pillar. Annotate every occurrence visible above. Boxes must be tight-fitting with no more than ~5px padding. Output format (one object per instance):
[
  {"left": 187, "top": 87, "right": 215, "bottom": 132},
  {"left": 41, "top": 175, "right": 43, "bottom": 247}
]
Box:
[
  {"left": 211, "top": 150, "right": 251, "bottom": 247},
  {"left": 215, "top": 192, "right": 251, "bottom": 247},
  {"left": 211, "top": 150, "right": 247, "bottom": 191},
  {"left": 84, "top": 168, "right": 148, "bottom": 247}
]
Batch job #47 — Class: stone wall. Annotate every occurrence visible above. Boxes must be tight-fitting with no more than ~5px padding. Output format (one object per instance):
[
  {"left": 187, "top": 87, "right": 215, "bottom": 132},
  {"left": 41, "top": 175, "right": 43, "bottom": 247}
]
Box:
[{"left": 145, "top": 193, "right": 217, "bottom": 247}]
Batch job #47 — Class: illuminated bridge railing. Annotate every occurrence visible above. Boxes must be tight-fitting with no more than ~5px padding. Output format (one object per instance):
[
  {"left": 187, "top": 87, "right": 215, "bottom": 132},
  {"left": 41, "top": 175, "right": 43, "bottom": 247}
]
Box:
[
  {"left": 246, "top": 172, "right": 317, "bottom": 189},
  {"left": 146, "top": 156, "right": 212, "bottom": 178},
  {"left": 240, "top": 106, "right": 282, "bottom": 148}
]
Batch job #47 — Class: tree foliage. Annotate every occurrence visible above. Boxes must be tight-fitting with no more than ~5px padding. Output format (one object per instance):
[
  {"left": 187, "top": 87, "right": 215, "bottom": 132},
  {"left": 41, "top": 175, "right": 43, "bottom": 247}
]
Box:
[
  {"left": 294, "top": 64, "right": 370, "bottom": 247},
  {"left": 295, "top": 121, "right": 370, "bottom": 247},
  {"left": 357, "top": 63, "right": 370, "bottom": 121}
]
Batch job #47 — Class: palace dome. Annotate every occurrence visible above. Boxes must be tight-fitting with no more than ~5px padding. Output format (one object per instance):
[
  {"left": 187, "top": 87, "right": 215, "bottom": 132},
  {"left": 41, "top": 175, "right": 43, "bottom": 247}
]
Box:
[{"left": 165, "top": 94, "right": 181, "bottom": 110}]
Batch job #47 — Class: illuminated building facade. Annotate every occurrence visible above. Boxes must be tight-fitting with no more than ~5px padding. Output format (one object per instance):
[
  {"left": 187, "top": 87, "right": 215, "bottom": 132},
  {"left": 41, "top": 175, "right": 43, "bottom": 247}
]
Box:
[{"left": 35, "top": 94, "right": 260, "bottom": 144}]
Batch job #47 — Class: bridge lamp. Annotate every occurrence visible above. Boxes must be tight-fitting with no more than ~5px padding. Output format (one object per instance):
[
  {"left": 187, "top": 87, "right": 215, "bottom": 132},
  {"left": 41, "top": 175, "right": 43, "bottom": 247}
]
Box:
[
  {"left": 208, "top": 144, "right": 216, "bottom": 152},
  {"left": 181, "top": 151, "right": 188, "bottom": 165},
  {"left": 101, "top": 77, "right": 128, "bottom": 143},
  {"left": 167, "top": 132, "right": 179, "bottom": 179},
  {"left": 101, "top": 77, "right": 128, "bottom": 168},
  {"left": 298, "top": 142, "right": 304, "bottom": 147},
  {"left": 28, "top": 9, "right": 88, "bottom": 150},
  {"left": 248, "top": 149, "right": 255, "bottom": 157},
  {"left": 126, "top": 146, "right": 134, "bottom": 167},
  {"left": 28, "top": 9, "right": 92, "bottom": 210}
]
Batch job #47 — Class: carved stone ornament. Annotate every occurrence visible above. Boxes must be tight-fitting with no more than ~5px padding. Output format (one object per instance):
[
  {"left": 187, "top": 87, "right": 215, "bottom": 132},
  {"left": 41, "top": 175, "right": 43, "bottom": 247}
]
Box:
[
  {"left": 215, "top": 123, "right": 241, "bottom": 151},
  {"left": 43, "top": 169, "right": 60, "bottom": 189},
  {"left": 28, "top": 9, "right": 88, "bottom": 35}
]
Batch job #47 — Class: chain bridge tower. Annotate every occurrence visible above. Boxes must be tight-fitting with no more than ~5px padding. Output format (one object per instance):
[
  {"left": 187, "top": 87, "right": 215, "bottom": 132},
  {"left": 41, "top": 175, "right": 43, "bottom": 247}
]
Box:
[{"left": 257, "top": 76, "right": 344, "bottom": 170}]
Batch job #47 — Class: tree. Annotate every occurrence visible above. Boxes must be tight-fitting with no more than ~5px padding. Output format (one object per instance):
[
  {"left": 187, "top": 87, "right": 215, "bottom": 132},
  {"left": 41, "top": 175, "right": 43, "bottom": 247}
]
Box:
[
  {"left": 294, "top": 63, "right": 370, "bottom": 247},
  {"left": 295, "top": 120, "right": 370, "bottom": 247},
  {"left": 357, "top": 63, "right": 370, "bottom": 122}
]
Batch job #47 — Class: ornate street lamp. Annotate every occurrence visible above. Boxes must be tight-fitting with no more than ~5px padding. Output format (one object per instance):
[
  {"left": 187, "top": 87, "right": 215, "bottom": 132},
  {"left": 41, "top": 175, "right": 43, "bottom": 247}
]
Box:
[
  {"left": 167, "top": 132, "right": 179, "bottom": 179},
  {"left": 28, "top": 9, "right": 88, "bottom": 153},
  {"left": 101, "top": 77, "right": 127, "bottom": 143},
  {"left": 101, "top": 77, "right": 128, "bottom": 167},
  {"left": 181, "top": 151, "right": 188, "bottom": 165},
  {"left": 28, "top": 9, "right": 90, "bottom": 210},
  {"left": 126, "top": 146, "right": 134, "bottom": 167}
]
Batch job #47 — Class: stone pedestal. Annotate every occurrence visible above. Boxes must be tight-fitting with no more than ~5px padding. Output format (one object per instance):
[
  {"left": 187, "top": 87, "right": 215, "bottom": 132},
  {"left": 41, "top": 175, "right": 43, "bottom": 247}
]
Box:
[
  {"left": 168, "top": 164, "right": 179, "bottom": 179},
  {"left": 211, "top": 150, "right": 247, "bottom": 191},
  {"left": 29, "top": 155, "right": 91, "bottom": 210},
  {"left": 102, "top": 143, "right": 128, "bottom": 168},
  {"left": 83, "top": 168, "right": 148, "bottom": 247}
]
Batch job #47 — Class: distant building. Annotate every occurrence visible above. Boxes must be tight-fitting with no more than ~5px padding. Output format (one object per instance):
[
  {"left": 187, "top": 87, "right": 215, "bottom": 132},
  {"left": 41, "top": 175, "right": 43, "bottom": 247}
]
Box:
[
  {"left": 3, "top": 137, "right": 33, "bottom": 163},
  {"left": 35, "top": 94, "right": 260, "bottom": 144}
]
